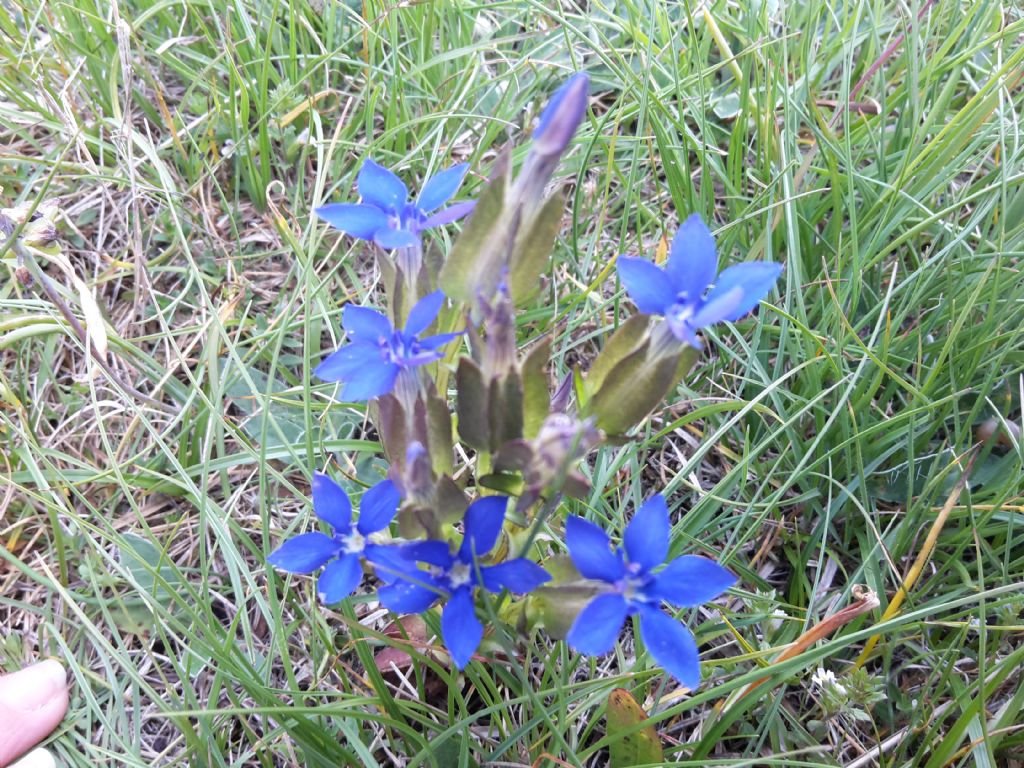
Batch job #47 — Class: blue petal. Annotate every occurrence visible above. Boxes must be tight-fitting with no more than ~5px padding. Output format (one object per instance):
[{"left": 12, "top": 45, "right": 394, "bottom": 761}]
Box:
[
  {"left": 665, "top": 314, "right": 706, "bottom": 348},
  {"left": 374, "top": 227, "right": 420, "bottom": 250},
  {"left": 404, "top": 290, "right": 445, "bottom": 337},
  {"left": 341, "top": 360, "right": 401, "bottom": 401},
  {"left": 315, "top": 203, "right": 390, "bottom": 240},
  {"left": 417, "top": 164, "right": 469, "bottom": 212},
  {"left": 401, "top": 540, "right": 455, "bottom": 569},
  {"left": 458, "top": 496, "right": 508, "bottom": 561},
  {"left": 400, "top": 347, "right": 446, "bottom": 368},
  {"left": 417, "top": 331, "right": 462, "bottom": 351},
  {"left": 364, "top": 544, "right": 410, "bottom": 583},
  {"left": 342, "top": 304, "right": 392, "bottom": 340},
  {"left": 441, "top": 587, "right": 483, "bottom": 669},
  {"left": 480, "top": 559, "right": 551, "bottom": 594},
  {"left": 314, "top": 340, "right": 382, "bottom": 381},
  {"left": 358, "top": 159, "right": 408, "bottom": 210},
  {"left": 377, "top": 574, "right": 441, "bottom": 614},
  {"left": 622, "top": 494, "right": 670, "bottom": 573},
  {"left": 701, "top": 262, "right": 783, "bottom": 323},
  {"left": 422, "top": 200, "right": 476, "bottom": 229},
  {"left": 666, "top": 214, "right": 718, "bottom": 299},
  {"left": 357, "top": 478, "right": 400, "bottom": 535},
  {"left": 617, "top": 258, "right": 676, "bottom": 315},
  {"left": 565, "top": 516, "right": 626, "bottom": 582},
  {"left": 638, "top": 606, "right": 701, "bottom": 689},
  {"left": 644, "top": 555, "right": 737, "bottom": 607},
  {"left": 267, "top": 532, "right": 338, "bottom": 574},
  {"left": 317, "top": 553, "right": 362, "bottom": 603},
  {"left": 312, "top": 472, "right": 352, "bottom": 531},
  {"left": 566, "top": 592, "right": 629, "bottom": 655},
  {"left": 689, "top": 286, "right": 744, "bottom": 329}
]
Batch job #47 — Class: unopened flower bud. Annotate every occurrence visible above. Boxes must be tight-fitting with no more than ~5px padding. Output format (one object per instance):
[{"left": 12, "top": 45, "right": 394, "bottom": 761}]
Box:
[
  {"left": 534, "top": 414, "right": 599, "bottom": 472},
  {"left": 392, "top": 441, "right": 434, "bottom": 508},
  {"left": 511, "top": 73, "right": 591, "bottom": 215},
  {"left": 478, "top": 280, "right": 517, "bottom": 379},
  {"left": 531, "top": 73, "right": 590, "bottom": 159}
]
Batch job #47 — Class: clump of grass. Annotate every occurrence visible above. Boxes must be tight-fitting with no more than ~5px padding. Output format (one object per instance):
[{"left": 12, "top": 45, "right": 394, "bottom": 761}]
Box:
[{"left": 1, "top": 0, "right": 1022, "bottom": 766}]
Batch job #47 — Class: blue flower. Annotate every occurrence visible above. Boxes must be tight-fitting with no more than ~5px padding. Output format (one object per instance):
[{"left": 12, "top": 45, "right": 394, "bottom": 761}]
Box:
[
  {"left": 617, "top": 214, "right": 783, "bottom": 348},
  {"left": 315, "top": 160, "right": 475, "bottom": 249},
  {"left": 532, "top": 72, "right": 590, "bottom": 157},
  {"left": 267, "top": 473, "right": 405, "bottom": 604},
  {"left": 377, "top": 496, "right": 552, "bottom": 669},
  {"left": 564, "top": 495, "right": 736, "bottom": 688},
  {"left": 315, "top": 290, "right": 462, "bottom": 401}
]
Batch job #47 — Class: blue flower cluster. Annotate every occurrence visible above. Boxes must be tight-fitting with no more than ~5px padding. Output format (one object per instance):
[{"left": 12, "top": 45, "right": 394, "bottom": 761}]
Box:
[
  {"left": 270, "top": 481, "right": 734, "bottom": 685},
  {"left": 266, "top": 72, "right": 781, "bottom": 689},
  {"left": 271, "top": 489, "right": 550, "bottom": 669}
]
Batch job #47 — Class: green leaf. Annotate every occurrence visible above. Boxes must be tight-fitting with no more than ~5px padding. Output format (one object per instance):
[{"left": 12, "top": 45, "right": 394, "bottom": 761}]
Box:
[
  {"left": 430, "top": 736, "right": 479, "bottom": 768},
  {"left": 588, "top": 341, "right": 682, "bottom": 435},
  {"left": 585, "top": 315, "right": 650, "bottom": 398},
  {"left": 478, "top": 471, "right": 525, "bottom": 495},
  {"left": 455, "top": 357, "right": 490, "bottom": 451},
  {"left": 422, "top": 381, "right": 454, "bottom": 476},
  {"left": 509, "top": 190, "right": 564, "bottom": 304},
  {"left": 119, "top": 533, "right": 180, "bottom": 607},
  {"left": 521, "top": 336, "right": 552, "bottom": 438},
  {"left": 606, "top": 687, "right": 665, "bottom": 767},
  {"left": 439, "top": 168, "right": 508, "bottom": 303},
  {"left": 488, "top": 371, "right": 523, "bottom": 451}
]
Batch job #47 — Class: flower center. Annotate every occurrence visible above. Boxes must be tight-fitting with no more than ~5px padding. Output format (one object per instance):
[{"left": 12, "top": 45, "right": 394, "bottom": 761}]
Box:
[
  {"left": 669, "top": 300, "right": 695, "bottom": 325},
  {"left": 616, "top": 567, "right": 651, "bottom": 602},
  {"left": 383, "top": 331, "right": 421, "bottom": 365},
  {"left": 447, "top": 560, "right": 473, "bottom": 589},
  {"left": 340, "top": 528, "right": 365, "bottom": 555},
  {"left": 397, "top": 203, "right": 425, "bottom": 233}
]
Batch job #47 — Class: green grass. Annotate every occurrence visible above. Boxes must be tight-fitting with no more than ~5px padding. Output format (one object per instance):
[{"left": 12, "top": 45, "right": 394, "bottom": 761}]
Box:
[{"left": 2, "top": 0, "right": 1023, "bottom": 765}]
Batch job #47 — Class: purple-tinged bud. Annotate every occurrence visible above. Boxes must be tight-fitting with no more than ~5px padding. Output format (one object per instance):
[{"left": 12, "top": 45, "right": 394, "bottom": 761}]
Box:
[
  {"left": 531, "top": 72, "right": 590, "bottom": 159},
  {"left": 511, "top": 73, "right": 591, "bottom": 217},
  {"left": 395, "top": 441, "right": 433, "bottom": 505},
  {"left": 478, "top": 279, "right": 517, "bottom": 379},
  {"left": 495, "top": 414, "right": 599, "bottom": 512},
  {"left": 534, "top": 414, "right": 599, "bottom": 473}
]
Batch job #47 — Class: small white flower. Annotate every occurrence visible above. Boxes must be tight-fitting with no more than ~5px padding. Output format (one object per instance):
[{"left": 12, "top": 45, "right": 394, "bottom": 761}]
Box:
[{"left": 811, "top": 667, "right": 847, "bottom": 696}]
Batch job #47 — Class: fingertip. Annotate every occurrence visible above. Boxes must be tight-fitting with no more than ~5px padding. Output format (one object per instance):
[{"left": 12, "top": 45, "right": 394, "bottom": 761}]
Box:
[
  {"left": 0, "top": 660, "right": 69, "bottom": 767},
  {"left": 8, "top": 748, "right": 57, "bottom": 768}
]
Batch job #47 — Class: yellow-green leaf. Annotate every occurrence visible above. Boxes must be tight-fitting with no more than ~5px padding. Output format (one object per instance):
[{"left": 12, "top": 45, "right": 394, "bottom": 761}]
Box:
[{"left": 606, "top": 688, "right": 664, "bottom": 766}]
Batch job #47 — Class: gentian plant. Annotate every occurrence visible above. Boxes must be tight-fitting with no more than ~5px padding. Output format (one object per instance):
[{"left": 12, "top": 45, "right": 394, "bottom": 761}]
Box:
[{"left": 266, "top": 72, "right": 784, "bottom": 696}]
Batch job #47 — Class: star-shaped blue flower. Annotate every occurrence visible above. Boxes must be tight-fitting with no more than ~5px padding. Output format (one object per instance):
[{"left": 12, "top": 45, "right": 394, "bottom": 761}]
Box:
[
  {"left": 377, "top": 496, "right": 552, "bottom": 669},
  {"left": 267, "top": 472, "right": 405, "bottom": 604},
  {"left": 565, "top": 495, "right": 737, "bottom": 688},
  {"left": 617, "top": 214, "right": 783, "bottom": 348},
  {"left": 315, "top": 290, "right": 462, "bottom": 401},
  {"left": 315, "top": 159, "right": 475, "bottom": 249}
]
